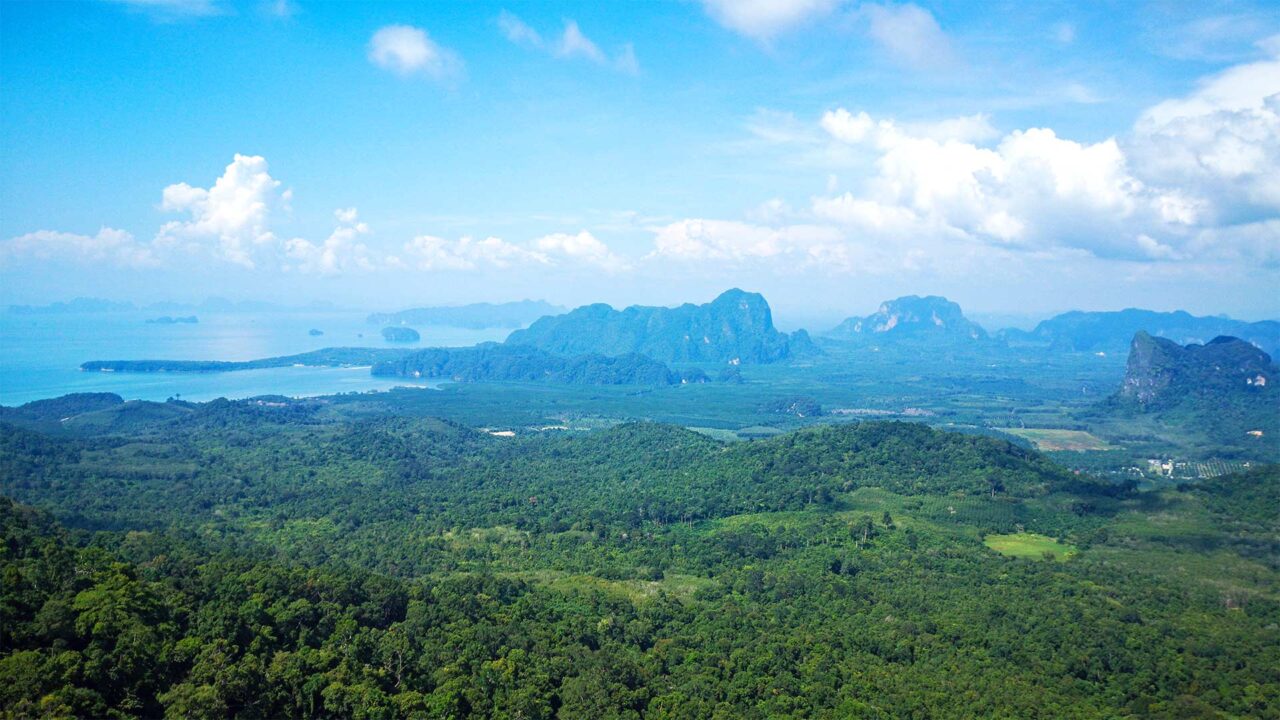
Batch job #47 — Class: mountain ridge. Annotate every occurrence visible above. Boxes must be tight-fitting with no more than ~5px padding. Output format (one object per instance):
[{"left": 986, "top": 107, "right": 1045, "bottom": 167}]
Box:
[
  {"left": 826, "top": 295, "right": 988, "bottom": 342},
  {"left": 504, "top": 288, "right": 815, "bottom": 364}
]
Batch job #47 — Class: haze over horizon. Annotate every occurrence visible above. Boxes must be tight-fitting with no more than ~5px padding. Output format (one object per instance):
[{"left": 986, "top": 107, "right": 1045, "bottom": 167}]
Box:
[{"left": 2, "top": 0, "right": 1279, "bottom": 320}]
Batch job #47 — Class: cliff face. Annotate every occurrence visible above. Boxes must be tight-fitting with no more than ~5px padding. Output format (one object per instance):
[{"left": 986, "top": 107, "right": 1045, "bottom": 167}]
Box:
[
  {"left": 504, "top": 289, "right": 813, "bottom": 364},
  {"left": 827, "top": 296, "right": 988, "bottom": 342},
  {"left": 1118, "top": 332, "right": 1274, "bottom": 411}
]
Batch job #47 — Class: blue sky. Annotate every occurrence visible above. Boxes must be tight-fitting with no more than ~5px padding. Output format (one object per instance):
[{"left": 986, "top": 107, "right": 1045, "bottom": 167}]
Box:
[{"left": 1, "top": 0, "right": 1278, "bottom": 325}]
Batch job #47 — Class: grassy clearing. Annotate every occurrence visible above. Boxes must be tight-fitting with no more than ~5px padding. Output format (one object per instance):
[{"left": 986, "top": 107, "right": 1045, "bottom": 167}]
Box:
[
  {"left": 508, "top": 570, "right": 715, "bottom": 603},
  {"left": 997, "top": 428, "right": 1115, "bottom": 451},
  {"left": 984, "top": 532, "right": 1078, "bottom": 561}
]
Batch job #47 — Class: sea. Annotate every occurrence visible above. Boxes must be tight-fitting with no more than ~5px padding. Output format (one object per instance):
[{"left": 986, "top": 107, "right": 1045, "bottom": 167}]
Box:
[{"left": 0, "top": 310, "right": 511, "bottom": 406}]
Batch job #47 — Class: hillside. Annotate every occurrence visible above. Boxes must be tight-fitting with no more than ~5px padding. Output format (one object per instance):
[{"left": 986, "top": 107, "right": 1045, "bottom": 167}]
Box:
[
  {"left": 999, "top": 308, "right": 1280, "bottom": 356},
  {"left": 372, "top": 343, "right": 708, "bottom": 386},
  {"left": 505, "top": 288, "right": 815, "bottom": 364},
  {"left": 1117, "top": 332, "right": 1275, "bottom": 411},
  {"left": 1089, "top": 333, "right": 1278, "bottom": 457},
  {"left": 1, "top": 399, "right": 1277, "bottom": 718},
  {"left": 826, "top": 295, "right": 988, "bottom": 343}
]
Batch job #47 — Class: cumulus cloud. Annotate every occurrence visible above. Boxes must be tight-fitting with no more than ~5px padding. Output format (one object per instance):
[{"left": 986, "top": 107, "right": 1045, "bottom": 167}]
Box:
[
  {"left": 816, "top": 108, "right": 1190, "bottom": 260},
  {"left": 534, "top": 230, "right": 630, "bottom": 271},
  {"left": 155, "top": 153, "right": 288, "bottom": 268},
  {"left": 1127, "top": 43, "right": 1280, "bottom": 222},
  {"left": 368, "top": 25, "right": 463, "bottom": 79},
  {"left": 701, "top": 76, "right": 1277, "bottom": 274},
  {"left": 0, "top": 228, "right": 159, "bottom": 268},
  {"left": 284, "top": 208, "right": 375, "bottom": 275},
  {"left": 699, "top": 0, "right": 840, "bottom": 40},
  {"left": 497, "top": 12, "right": 639, "bottom": 74},
  {"left": 860, "top": 2, "right": 955, "bottom": 69}
]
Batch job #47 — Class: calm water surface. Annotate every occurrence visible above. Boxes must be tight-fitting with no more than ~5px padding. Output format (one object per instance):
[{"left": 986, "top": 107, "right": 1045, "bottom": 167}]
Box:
[{"left": 0, "top": 311, "right": 510, "bottom": 405}]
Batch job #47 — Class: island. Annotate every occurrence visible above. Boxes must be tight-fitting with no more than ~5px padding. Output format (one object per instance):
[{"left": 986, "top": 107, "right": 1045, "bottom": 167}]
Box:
[
  {"left": 81, "top": 347, "right": 412, "bottom": 373},
  {"left": 382, "top": 326, "right": 420, "bottom": 343},
  {"left": 308, "top": 329, "right": 324, "bottom": 336}
]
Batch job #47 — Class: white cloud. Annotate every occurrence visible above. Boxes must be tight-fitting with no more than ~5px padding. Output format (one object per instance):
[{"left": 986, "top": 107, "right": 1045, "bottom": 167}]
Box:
[
  {"left": 1128, "top": 46, "right": 1280, "bottom": 222},
  {"left": 498, "top": 10, "right": 542, "bottom": 46},
  {"left": 499, "top": 13, "right": 639, "bottom": 74},
  {"left": 284, "top": 208, "right": 375, "bottom": 275},
  {"left": 368, "top": 25, "right": 462, "bottom": 79},
  {"left": 821, "top": 109, "right": 875, "bottom": 143},
  {"left": 155, "top": 153, "right": 288, "bottom": 268},
  {"left": 556, "top": 20, "right": 607, "bottom": 63},
  {"left": 648, "top": 218, "right": 847, "bottom": 265},
  {"left": 534, "top": 230, "right": 629, "bottom": 271},
  {"left": 860, "top": 2, "right": 955, "bottom": 70},
  {"left": 903, "top": 114, "right": 999, "bottom": 143},
  {"left": 699, "top": 0, "right": 840, "bottom": 40},
  {"left": 817, "top": 109, "right": 1186, "bottom": 259},
  {"left": 0, "top": 228, "right": 159, "bottom": 268},
  {"left": 401, "top": 235, "right": 548, "bottom": 271}
]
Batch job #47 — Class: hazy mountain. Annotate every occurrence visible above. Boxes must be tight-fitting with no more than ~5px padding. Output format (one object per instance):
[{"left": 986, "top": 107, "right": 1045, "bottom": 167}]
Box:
[
  {"left": 367, "top": 300, "right": 566, "bottom": 329},
  {"left": 826, "top": 296, "right": 988, "bottom": 342},
  {"left": 504, "top": 288, "right": 815, "bottom": 364},
  {"left": 999, "top": 309, "right": 1280, "bottom": 356}
]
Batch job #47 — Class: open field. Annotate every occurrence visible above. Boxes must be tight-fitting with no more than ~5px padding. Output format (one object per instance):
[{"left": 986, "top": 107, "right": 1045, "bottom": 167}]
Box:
[
  {"left": 984, "top": 532, "right": 1079, "bottom": 561},
  {"left": 997, "top": 428, "right": 1115, "bottom": 451}
]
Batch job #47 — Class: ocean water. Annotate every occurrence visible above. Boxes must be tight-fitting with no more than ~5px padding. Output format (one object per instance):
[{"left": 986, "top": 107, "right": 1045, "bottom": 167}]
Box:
[{"left": 0, "top": 311, "right": 511, "bottom": 406}]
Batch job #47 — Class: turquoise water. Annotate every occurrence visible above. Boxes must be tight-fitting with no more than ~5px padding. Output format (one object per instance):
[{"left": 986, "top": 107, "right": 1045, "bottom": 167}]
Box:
[{"left": 0, "top": 311, "right": 511, "bottom": 405}]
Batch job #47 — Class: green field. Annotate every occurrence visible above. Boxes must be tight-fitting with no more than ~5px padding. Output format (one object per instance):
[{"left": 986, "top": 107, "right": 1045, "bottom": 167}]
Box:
[
  {"left": 984, "top": 532, "right": 1079, "bottom": 561},
  {"left": 997, "top": 428, "right": 1115, "bottom": 451}
]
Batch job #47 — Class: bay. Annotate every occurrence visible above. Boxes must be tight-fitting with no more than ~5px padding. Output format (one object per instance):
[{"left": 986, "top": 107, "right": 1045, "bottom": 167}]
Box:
[{"left": 0, "top": 310, "right": 510, "bottom": 405}]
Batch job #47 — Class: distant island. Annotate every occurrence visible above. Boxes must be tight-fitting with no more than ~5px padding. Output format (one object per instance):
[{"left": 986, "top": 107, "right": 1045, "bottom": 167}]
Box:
[
  {"left": 8, "top": 298, "right": 135, "bottom": 314},
  {"left": 145, "top": 315, "right": 198, "bottom": 325},
  {"left": 368, "top": 300, "right": 565, "bottom": 329},
  {"left": 309, "top": 329, "right": 324, "bottom": 336},
  {"left": 81, "top": 348, "right": 411, "bottom": 373},
  {"left": 382, "top": 326, "right": 420, "bottom": 343},
  {"left": 80, "top": 343, "right": 709, "bottom": 387}
]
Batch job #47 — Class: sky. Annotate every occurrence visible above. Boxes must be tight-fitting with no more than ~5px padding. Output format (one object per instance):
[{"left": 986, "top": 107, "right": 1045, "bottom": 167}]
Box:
[{"left": 1, "top": 0, "right": 1278, "bottom": 326}]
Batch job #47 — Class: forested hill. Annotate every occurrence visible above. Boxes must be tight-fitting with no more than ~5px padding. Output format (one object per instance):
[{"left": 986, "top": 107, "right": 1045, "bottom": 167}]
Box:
[
  {"left": 1117, "top": 332, "right": 1274, "bottom": 410},
  {"left": 1, "top": 397, "right": 1277, "bottom": 717},
  {"left": 1090, "top": 332, "right": 1279, "bottom": 456},
  {"left": 0, "top": 411, "right": 1098, "bottom": 535},
  {"left": 998, "top": 308, "right": 1280, "bottom": 356},
  {"left": 504, "top": 288, "right": 816, "bottom": 364},
  {"left": 371, "top": 344, "right": 709, "bottom": 386}
]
